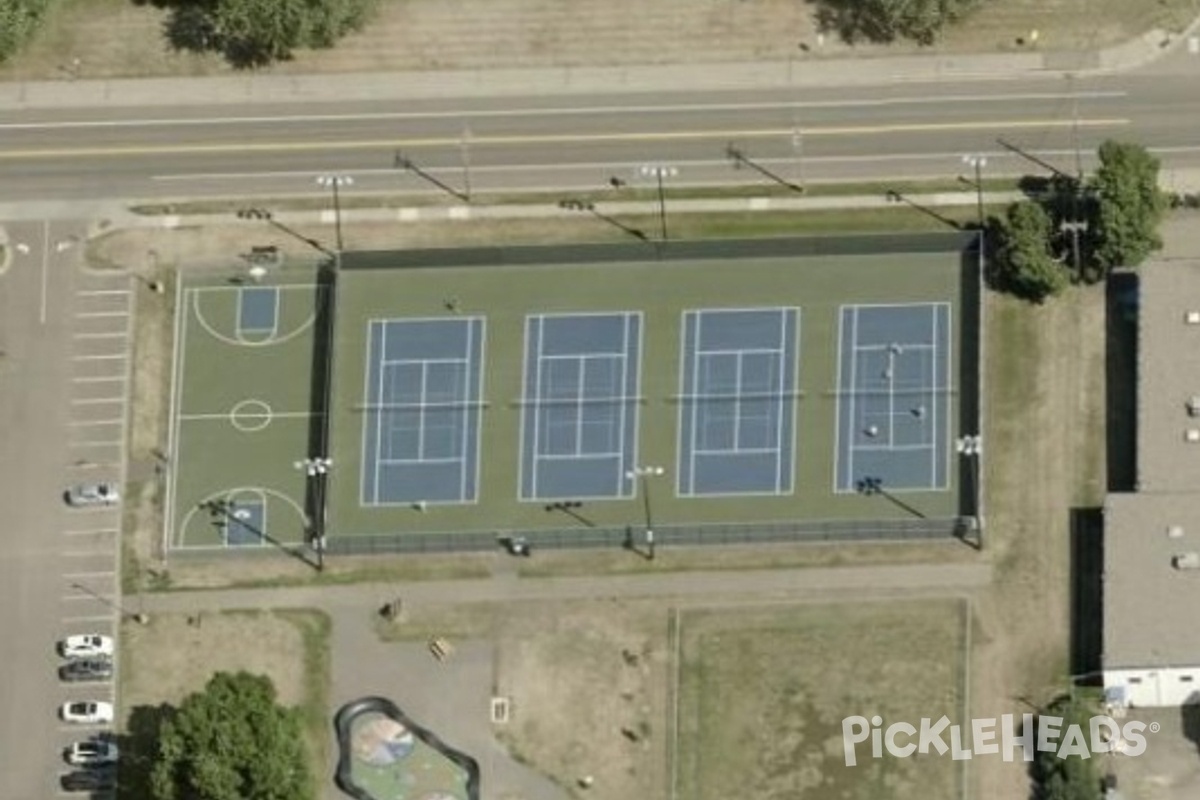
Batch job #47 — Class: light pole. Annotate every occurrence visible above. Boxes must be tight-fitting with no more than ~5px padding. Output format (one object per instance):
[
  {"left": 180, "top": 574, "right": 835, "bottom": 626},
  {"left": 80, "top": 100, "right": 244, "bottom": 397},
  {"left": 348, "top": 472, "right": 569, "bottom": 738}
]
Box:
[
  {"left": 962, "top": 155, "right": 987, "bottom": 231},
  {"left": 626, "top": 465, "right": 665, "bottom": 560},
  {"left": 295, "top": 457, "right": 332, "bottom": 572},
  {"left": 639, "top": 165, "right": 677, "bottom": 241},
  {"left": 315, "top": 174, "right": 353, "bottom": 258},
  {"left": 956, "top": 435, "right": 983, "bottom": 548}
]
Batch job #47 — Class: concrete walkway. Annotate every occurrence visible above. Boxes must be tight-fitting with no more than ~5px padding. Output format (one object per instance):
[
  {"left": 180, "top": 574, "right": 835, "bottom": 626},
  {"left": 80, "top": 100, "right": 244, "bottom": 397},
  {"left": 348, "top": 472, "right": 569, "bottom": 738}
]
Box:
[{"left": 1, "top": 19, "right": 1198, "bottom": 111}]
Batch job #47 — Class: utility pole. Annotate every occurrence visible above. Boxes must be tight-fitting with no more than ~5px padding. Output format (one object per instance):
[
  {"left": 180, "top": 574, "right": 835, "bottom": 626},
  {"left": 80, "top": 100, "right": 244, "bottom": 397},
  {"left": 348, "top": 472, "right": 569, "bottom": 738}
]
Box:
[
  {"left": 460, "top": 124, "right": 473, "bottom": 202},
  {"left": 639, "top": 165, "right": 677, "bottom": 241},
  {"left": 315, "top": 174, "right": 353, "bottom": 264}
]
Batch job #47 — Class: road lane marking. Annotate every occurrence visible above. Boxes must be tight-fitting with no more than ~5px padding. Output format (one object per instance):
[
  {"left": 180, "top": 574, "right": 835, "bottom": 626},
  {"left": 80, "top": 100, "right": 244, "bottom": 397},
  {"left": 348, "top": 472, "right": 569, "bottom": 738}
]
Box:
[
  {"left": 63, "top": 571, "right": 114, "bottom": 580},
  {"left": 78, "top": 289, "right": 130, "bottom": 297},
  {"left": 71, "top": 397, "right": 123, "bottom": 405},
  {"left": 74, "top": 332, "right": 127, "bottom": 339},
  {"left": 69, "top": 440, "right": 123, "bottom": 448},
  {"left": 0, "top": 118, "right": 1132, "bottom": 160},
  {"left": 69, "top": 419, "right": 124, "bottom": 427},
  {"left": 72, "top": 376, "right": 125, "bottom": 383},
  {"left": 64, "top": 528, "right": 117, "bottom": 536},
  {"left": 72, "top": 354, "right": 126, "bottom": 362},
  {"left": 76, "top": 311, "right": 128, "bottom": 318},
  {"left": 61, "top": 615, "right": 115, "bottom": 623},
  {"left": 0, "top": 91, "right": 1128, "bottom": 130},
  {"left": 39, "top": 221, "right": 49, "bottom": 323}
]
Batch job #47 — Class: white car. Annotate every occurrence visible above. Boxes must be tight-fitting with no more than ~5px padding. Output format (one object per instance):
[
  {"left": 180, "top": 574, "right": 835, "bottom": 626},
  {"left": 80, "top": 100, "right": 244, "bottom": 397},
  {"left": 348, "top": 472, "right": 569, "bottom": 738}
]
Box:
[
  {"left": 59, "top": 634, "right": 114, "bottom": 660},
  {"left": 60, "top": 701, "right": 113, "bottom": 725},
  {"left": 64, "top": 482, "right": 120, "bottom": 508},
  {"left": 65, "top": 740, "right": 119, "bottom": 766}
]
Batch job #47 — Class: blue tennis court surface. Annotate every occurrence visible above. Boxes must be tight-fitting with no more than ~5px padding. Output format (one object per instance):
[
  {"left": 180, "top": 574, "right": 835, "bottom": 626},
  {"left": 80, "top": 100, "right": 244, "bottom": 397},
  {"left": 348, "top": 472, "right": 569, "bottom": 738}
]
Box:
[
  {"left": 519, "top": 312, "right": 642, "bottom": 500},
  {"left": 360, "top": 317, "right": 485, "bottom": 505},
  {"left": 677, "top": 307, "right": 799, "bottom": 496},
  {"left": 835, "top": 303, "right": 951, "bottom": 493},
  {"left": 223, "top": 494, "right": 266, "bottom": 547},
  {"left": 238, "top": 287, "right": 279, "bottom": 339}
]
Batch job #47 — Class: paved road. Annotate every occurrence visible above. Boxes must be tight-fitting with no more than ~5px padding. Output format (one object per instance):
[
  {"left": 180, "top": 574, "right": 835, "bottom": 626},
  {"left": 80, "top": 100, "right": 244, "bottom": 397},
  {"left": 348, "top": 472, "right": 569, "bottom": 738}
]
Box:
[
  {"left": 3, "top": 67, "right": 1200, "bottom": 204},
  {"left": 0, "top": 221, "right": 132, "bottom": 799}
]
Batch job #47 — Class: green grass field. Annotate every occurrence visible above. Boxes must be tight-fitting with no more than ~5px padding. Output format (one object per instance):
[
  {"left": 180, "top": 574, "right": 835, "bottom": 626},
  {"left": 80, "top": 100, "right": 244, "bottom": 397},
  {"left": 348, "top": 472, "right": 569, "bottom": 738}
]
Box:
[
  {"left": 674, "top": 600, "right": 969, "bottom": 800},
  {"left": 166, "top": 236, "right": 968, "bottom": 549}
]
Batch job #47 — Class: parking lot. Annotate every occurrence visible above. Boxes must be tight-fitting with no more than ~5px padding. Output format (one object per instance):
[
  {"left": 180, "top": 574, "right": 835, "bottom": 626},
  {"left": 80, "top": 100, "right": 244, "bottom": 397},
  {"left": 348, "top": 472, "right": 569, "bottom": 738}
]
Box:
[{"left": 0, "top": 219, "right": 131, "bottom": 798}]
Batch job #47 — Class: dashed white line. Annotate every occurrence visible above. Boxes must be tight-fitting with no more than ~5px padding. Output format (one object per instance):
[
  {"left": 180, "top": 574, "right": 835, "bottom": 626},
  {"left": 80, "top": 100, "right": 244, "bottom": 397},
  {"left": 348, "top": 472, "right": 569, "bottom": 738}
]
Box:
[
  {"left": 72, "top": 376, "right": 125, "bottom": 384},
  {"left": 73, "top": 332, "right": 127, "bottom": 340},
  {"left": 69, "top": 419, "right": 124, "bottom": 427},
  {"left": 78, "top": 289, "right": 130, "bottom": 297},
  {"left": 75, "top": 311, "right": 128, "bottom": 319}
]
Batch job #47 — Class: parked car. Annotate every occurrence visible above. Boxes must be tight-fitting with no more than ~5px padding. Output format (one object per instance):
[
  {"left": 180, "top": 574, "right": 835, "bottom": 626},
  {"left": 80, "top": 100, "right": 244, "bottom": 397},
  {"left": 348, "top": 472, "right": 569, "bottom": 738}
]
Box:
[
  {"left": 59, "top": 634, "right": 114, "bottom": 659},
  {"left": 64, "top": 482, "right": 119, "bottom": 507},
  {"left": 61, "top": 769, "right": 115, "bottom": 792},
  {"left": 59, "top": 658, "right": 113, "bottom": 683},
  {"left": 65, "top": 740, "right": 118, "bottom": 766},
  {"left": 60, "top": 701, "right": 113, "bottom": 725}
]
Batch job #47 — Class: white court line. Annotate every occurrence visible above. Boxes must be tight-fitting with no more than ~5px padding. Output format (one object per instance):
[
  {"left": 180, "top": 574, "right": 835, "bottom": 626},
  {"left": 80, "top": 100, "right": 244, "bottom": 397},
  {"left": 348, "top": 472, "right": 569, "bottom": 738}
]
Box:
[
  {"left": 71, "top": 397, "right": 122, "bottom": 406},
  {"left": 688, "top": 312, "right": 702, "bottom": 496},
  {"left": 74, "top": 332, "right": 127, "bottom": 340},
  {"left": 76, "top": 311, "right": 128, "bottom": 319},
  {"left": 847, "top": 307, "right": 859, "bottom": 487},
  {"left": 177, "top": 411, "right": 315, "bottom": 420},
  {"left": 72, "top": 354, "right": 126, "bottom": 362}
]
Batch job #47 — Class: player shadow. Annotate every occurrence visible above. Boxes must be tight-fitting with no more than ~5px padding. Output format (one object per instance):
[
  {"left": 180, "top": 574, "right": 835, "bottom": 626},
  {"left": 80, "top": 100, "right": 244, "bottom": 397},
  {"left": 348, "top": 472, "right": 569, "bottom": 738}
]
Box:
[{"left": 199, "top": 499, "right": 320, "bottom": 571}]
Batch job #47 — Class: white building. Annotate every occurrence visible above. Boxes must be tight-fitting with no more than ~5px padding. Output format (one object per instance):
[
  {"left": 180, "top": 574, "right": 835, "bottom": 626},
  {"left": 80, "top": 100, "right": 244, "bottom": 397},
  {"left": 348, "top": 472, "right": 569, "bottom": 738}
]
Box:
[{"left": 1104, "top": 261, "right": 1200, "bottom": 708}]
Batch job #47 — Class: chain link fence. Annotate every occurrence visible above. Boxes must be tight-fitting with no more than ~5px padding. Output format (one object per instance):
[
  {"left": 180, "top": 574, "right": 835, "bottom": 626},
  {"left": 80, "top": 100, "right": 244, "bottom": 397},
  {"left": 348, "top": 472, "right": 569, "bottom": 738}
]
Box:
[{"left": 321, "top": 516, "right": 970, "bottom": 556}]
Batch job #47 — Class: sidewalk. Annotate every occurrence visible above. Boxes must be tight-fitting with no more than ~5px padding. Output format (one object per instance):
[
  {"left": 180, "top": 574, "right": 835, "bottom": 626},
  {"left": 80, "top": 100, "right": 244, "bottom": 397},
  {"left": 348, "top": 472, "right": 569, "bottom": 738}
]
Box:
[{"left": 0, "top": 19, "right": 1196, "bottom": 112}]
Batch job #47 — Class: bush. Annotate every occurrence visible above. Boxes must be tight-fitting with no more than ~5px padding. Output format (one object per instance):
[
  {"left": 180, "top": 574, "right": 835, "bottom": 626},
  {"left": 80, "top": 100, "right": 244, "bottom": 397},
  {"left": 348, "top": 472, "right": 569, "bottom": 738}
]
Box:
[{"left": 0, "top": 0, "right": 55, "bottom": 63}]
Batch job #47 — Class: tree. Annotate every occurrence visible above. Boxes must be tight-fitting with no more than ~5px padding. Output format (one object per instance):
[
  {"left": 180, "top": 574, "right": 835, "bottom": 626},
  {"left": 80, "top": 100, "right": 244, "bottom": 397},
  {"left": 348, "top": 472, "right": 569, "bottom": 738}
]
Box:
[
  {"left": 1088, "top": 139, "right": 1167, "bottom": 272},
  {"left": 988, "top": 201, "right": 1069, "bottom": 302},
  {"left": 1032, "top": 696, "right": 1102, "bottom": 800},
  {"left": 149, "top": 671, "right": 312, "bottom": 800},
  {"left": 0, "top": 0, "right": 54, "bottom": 63},
  {"left": 812, "top": 0, "right": 979, "bottom": 45}
]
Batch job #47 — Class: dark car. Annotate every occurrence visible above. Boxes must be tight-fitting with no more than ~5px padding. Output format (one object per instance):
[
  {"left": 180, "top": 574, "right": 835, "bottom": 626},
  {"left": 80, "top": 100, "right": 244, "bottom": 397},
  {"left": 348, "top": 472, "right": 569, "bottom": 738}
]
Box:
[
  {"left": 58, "top": 658, "right": 113, "bottom": 683},
  {"left": 61, "top": 769, "right": 115, "bottom": 792}
]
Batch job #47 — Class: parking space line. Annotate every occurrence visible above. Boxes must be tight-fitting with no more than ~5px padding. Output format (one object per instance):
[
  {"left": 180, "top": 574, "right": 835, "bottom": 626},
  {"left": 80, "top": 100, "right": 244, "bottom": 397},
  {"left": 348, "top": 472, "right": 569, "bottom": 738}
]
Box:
[
  {"left": 71, "top": 397, "right": 123, "bottom": 406},
  {"left": 71, "top": 354, "right": 126, "bottom": 362},
  {"left": 73, "top": 332, "right": 127, "bottom": 340}
]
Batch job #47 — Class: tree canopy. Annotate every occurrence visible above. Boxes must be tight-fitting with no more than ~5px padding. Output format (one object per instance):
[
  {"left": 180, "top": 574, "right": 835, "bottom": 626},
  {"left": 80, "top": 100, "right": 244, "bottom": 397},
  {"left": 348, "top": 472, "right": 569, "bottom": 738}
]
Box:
[
  {"left": 0, "top": 0, "right": 54, "bottom": 63},
  {"left": 166, "top": 0, "right": 377, "bottom": 66},
  {"left": 149, "top": 671, "right": 312, "bottom": 800},
  {"left": 1032, "top": 696, "right": 1102, "bottom": 800},
  {"left": 988, "top": 201, "right": 1069, "bottom": 302},
  {"left": 812, "top": 0, "right": 980, "bottom": 45},
  {"left": 1087, "top": 139, "right": 1167, "bottom": 272}
]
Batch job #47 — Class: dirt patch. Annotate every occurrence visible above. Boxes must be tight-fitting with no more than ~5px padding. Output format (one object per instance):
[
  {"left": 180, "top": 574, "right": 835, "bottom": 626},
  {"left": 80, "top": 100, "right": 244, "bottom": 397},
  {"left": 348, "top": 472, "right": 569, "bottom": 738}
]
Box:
[
  {"left": 1, "top": 0, "right": 1194, "bottom": 80},
  {"left": 968, "top": 285, "right": 1107, "bottom": 798}
]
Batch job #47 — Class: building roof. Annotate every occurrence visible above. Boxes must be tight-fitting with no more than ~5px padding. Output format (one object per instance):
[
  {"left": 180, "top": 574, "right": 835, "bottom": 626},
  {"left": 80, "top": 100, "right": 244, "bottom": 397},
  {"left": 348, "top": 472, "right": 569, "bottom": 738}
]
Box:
[
  {"left": 1135, "top": 260, "right": 1200, "bottom": 491},
  {"left": 1104, "top": 491, "right": 1200, "bottom": 668},
  {"left": 1105, "top": 259, "right": 1200, "bottom": 669}
]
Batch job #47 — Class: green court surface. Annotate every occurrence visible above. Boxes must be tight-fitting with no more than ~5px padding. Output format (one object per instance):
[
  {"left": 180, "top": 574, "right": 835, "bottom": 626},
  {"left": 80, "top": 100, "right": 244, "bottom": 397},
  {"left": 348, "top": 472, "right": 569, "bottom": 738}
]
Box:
[
  {"left": 167, "top": 277, "right": 324, "bottom": 549},
  {"left": 166, "top": 236, "right": 973, "bottom": 550}
]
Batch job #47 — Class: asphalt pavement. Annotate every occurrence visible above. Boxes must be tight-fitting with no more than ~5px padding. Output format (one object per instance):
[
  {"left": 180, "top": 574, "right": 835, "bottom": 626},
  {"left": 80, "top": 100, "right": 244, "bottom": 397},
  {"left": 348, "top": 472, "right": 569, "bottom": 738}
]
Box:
[{"left": 0, "top": 221, "right": 131, "bottom": 799}]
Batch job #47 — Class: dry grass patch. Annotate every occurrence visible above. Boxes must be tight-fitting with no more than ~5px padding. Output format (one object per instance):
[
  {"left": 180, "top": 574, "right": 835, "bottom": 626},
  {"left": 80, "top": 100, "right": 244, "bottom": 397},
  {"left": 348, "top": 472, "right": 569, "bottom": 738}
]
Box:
[
  {"left": 1, "top": 0, "right": 1194, "bottom": 80},
  {"left": 968, "top": 285, "right": 1106, "bottom": 799},
  {"left": 676, "top": 600, "right": 968, "bottom": 800}
]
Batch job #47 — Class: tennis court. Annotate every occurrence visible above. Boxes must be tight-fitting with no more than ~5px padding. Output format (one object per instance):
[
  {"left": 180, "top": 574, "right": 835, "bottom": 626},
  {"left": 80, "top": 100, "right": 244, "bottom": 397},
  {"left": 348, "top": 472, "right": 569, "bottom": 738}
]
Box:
[
  {"left": 834, "top": 303, "right": 952, "bottom": 493},
  {"left": 360, "top": 317, "right": 486, "bottom": 505},
  {"left": 677, "top": 307, "right": 799, "bottom": 496},
  {"left": 165, "top": 236, "right": 974, "bottom": 551},
  {"left": 519, "top": 312, "right": 642, "bottom": 501}
]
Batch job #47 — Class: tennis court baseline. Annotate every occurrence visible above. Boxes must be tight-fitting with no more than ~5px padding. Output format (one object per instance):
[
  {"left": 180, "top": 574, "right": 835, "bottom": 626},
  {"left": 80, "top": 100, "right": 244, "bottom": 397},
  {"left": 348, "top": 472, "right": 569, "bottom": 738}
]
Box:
[
  {"left": 519, "top": 312, "right": 642, "bottom": 501},
  {"left": 360, "top": 317, "right": 485, "bottom": 505},
  {"left": 677, "top": 307, "right": 799, "bottom": 496},
  {"left": 835, "top": 303, "right": 951, "bottom": 493}
]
